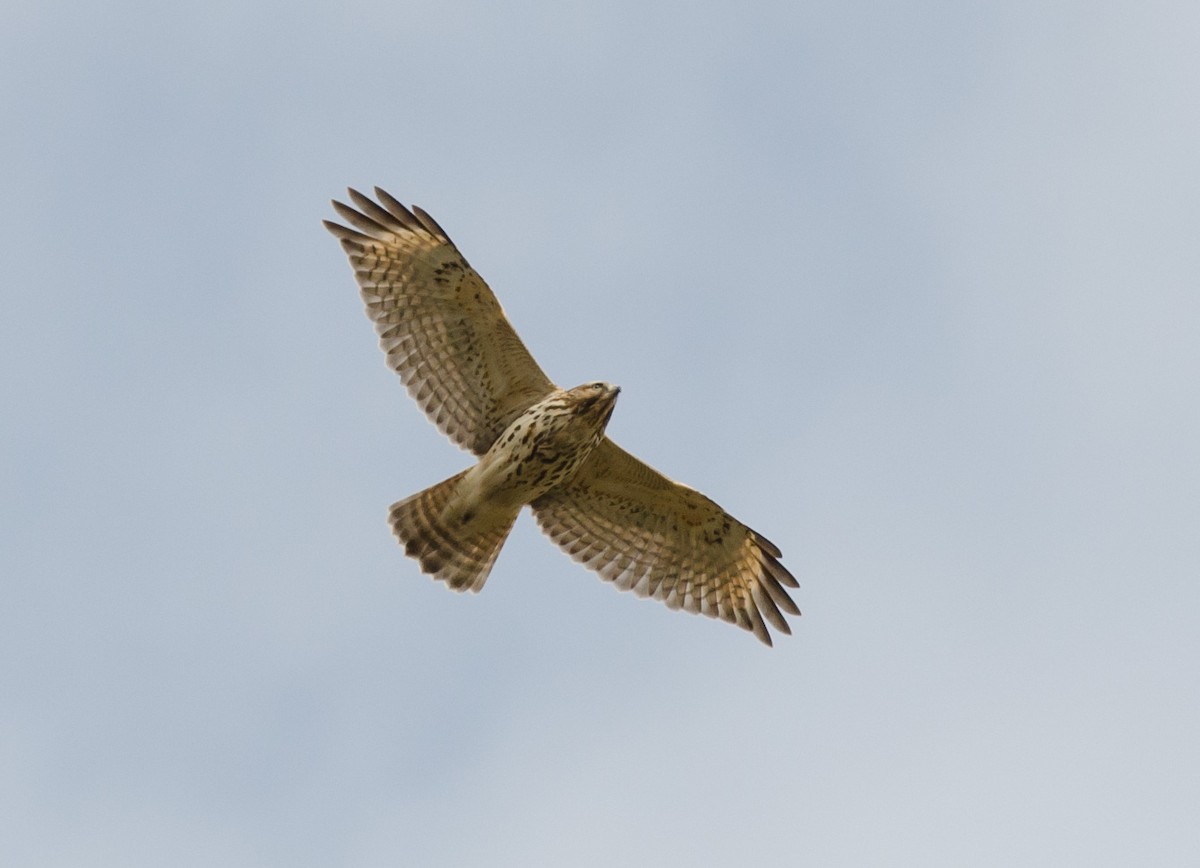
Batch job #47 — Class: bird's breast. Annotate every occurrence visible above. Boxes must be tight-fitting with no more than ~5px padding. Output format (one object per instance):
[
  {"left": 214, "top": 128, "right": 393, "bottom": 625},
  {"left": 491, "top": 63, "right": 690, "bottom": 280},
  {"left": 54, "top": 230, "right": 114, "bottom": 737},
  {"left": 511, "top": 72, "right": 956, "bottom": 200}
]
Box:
[{"left": 465, "top": 396, "right": 605, "bottom": 507}]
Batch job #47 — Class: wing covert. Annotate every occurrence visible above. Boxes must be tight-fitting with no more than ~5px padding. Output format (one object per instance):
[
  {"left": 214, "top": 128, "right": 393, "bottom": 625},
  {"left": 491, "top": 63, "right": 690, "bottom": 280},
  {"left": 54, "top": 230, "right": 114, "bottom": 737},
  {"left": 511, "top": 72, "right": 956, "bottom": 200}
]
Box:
[
  {"left": 530, "top": 439, "right": 800, "bottom": 645},
  {"left": 325, "top": 188, "right": 556, "bottom": 455}
]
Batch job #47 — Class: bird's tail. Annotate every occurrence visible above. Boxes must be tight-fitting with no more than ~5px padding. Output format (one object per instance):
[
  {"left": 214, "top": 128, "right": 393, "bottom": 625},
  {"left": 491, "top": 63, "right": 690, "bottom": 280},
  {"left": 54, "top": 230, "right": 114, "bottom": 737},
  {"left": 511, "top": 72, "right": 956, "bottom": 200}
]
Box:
[{"left": 388, "top": 470, "right": 519, "bottom": 593}]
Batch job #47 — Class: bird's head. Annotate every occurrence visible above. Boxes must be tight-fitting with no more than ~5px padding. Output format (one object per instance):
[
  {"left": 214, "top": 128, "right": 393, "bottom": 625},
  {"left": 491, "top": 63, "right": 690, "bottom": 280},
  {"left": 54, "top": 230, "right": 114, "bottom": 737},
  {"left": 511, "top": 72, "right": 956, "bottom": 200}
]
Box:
[{"left": 568, "top": 381, "right": 621, "bottom": 428}]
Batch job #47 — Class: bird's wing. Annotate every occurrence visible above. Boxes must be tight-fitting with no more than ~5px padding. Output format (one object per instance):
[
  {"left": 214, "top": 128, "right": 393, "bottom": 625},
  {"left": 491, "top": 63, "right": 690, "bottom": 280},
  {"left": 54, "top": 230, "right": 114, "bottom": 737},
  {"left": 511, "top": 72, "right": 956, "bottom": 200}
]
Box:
[
  {"left": 325, "top": 188, "right": 557, "bottom": 455},
  {"left": 531, "top": 438, "right": 799, "bottom": 646}
]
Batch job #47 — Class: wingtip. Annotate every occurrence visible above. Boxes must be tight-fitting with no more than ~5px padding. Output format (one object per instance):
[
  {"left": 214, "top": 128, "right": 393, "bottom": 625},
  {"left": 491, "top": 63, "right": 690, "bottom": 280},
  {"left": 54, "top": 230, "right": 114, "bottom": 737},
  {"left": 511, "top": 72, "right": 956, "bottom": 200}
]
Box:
[{"left": 411, "top": 204, "right": 451, "bottom": 241}]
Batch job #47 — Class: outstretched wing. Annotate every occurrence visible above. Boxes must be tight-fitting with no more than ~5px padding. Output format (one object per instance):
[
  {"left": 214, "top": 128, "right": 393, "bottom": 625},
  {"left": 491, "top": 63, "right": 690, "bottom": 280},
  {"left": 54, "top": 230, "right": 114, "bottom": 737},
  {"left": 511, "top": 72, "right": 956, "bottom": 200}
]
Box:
[
  {"left": 324, "top": 188, "right": 557, "bottom": 456},
  {"left": 531, "top": 439, "right": 800, "bottom": 646}
]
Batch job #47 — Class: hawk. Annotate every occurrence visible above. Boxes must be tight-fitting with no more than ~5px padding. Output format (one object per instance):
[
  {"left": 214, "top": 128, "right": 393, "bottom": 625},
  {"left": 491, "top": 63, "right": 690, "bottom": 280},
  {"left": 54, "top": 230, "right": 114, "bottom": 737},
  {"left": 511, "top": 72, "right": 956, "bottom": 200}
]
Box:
[{"left": 324, "top": 188, "right": 800, "bottom": 645}]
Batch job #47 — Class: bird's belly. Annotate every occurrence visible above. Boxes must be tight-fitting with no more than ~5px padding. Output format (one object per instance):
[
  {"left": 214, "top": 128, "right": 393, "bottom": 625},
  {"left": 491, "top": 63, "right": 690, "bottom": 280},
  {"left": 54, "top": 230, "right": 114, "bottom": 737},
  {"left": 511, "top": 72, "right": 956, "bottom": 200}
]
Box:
[
  {"left": 462, "top": 429, "right": 598, "bottom": 516},
  {"left": 464, "top": 438, "right": 593, "bottom": 510}
]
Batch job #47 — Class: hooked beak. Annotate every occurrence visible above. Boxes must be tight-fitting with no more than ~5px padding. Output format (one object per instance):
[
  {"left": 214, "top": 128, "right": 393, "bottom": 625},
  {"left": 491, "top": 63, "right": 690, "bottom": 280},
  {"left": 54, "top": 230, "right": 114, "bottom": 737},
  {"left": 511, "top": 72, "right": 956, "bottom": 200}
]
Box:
[{"left": 597, "top": 384, "right": 620, "bottom": 420}]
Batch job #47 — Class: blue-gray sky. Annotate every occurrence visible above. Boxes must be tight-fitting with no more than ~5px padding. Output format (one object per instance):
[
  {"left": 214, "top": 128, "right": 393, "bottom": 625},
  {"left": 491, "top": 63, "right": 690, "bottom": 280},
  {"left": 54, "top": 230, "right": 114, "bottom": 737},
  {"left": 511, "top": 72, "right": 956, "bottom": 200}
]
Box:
[{"left": 3, "top": 2, "right": 1198, "bottom": 865}]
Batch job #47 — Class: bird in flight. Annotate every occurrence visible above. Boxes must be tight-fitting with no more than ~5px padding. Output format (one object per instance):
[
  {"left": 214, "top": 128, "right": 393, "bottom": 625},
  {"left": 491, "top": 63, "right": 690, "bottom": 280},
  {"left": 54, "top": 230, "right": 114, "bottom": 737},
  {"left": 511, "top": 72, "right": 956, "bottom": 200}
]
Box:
[{"left": 324, "top": 188, "right": 799, "bottom": 645}]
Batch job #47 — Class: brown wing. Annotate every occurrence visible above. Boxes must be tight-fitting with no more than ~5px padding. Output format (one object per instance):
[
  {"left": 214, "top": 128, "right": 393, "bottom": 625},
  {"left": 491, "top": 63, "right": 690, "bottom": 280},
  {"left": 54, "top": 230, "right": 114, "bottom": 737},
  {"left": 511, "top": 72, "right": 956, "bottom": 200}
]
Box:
[
  {"left": 324, "top": 188, "right": 557, "bottom": 455},
  {"left": 531, "top": 439, "right": 800, "bottom": 646}
]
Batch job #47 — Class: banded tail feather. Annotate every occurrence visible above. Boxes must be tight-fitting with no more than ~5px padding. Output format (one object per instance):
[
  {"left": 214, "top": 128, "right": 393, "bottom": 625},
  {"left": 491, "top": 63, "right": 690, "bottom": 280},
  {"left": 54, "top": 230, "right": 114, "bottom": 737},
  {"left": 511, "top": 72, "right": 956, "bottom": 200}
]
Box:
[{"left": 387, "top": 470, "right": 519, "bottom": 593}]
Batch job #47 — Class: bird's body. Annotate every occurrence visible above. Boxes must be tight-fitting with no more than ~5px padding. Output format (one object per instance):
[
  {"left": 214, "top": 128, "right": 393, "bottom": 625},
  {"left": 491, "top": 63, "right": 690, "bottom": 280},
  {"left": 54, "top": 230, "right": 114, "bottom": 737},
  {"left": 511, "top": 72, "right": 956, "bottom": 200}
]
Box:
[
  {"left": 466, "top": 382, "right": 619, "bottom": 510},
  {"left": 325, "top": 188, "right": 800, "bottom": 645},
  {"left": 391, "top": 383, "right": 619, "bottom": 592}
]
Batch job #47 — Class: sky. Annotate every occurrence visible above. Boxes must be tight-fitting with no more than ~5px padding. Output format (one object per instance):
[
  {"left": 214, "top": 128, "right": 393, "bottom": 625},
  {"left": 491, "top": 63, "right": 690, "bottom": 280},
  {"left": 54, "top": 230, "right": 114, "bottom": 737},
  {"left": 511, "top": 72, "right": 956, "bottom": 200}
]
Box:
[{"left": 2, "top": 1, "right": 1199, "bottom": 865}]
